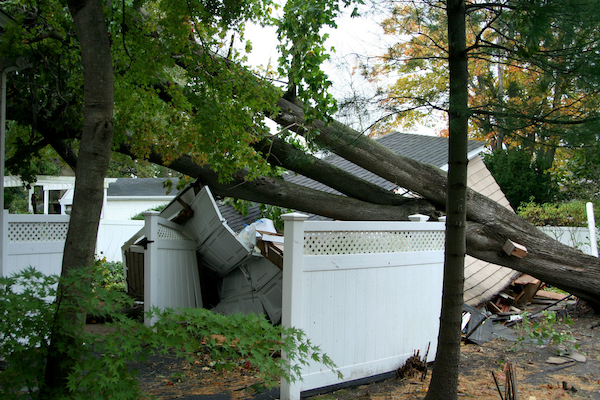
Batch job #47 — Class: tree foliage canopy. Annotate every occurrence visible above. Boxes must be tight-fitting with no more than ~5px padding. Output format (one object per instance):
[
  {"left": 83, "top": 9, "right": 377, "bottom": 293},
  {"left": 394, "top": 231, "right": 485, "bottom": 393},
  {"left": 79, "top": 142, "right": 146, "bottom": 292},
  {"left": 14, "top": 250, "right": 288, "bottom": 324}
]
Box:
[
  {"left": 2, "top": 0, "right": 359, "bottom": 182},
  {"left": 4, "top": 2, "right": 600, "bottom": 399},
  {"left": 367, "top": 0, "right": 600, "bottom": 200},
  {"left": 483, "top": 148, "right": 558, "bottom": 207}
]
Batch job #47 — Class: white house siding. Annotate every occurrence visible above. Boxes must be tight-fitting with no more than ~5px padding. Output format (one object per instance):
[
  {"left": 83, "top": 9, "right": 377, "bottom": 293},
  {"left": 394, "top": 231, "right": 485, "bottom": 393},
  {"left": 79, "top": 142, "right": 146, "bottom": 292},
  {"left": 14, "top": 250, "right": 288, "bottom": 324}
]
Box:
[
  {"left": 103, "top": 197, "right": 173, "bottom": 220},
  {"left": 463, "top": 155, "right": 519, "bottom": 306},
  {"left": 467, "top": 155, "right": 512, "bottom": 209}
]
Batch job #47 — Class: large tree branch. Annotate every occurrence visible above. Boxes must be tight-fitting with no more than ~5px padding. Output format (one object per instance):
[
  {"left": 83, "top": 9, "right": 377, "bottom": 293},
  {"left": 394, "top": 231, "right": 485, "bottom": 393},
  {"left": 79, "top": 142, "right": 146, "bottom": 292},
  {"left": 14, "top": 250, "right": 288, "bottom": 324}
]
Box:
[
  {"left": 115, "top": 143, "right": 432, "bottom": 221},
  {"left": 252, "top": 135, "right": 434, "bottom": 209},
  {"left": 11, "top": 36, "right": 600, "bottom": 308},
  {"left": 274, "top": 98, "right": 450, "bottom": 210},
  {"left": 271, "top": 97, "right": 600, "bottom": 308},
  {"left": 472, "top": 108, "right": 600, "bottom": 125}
]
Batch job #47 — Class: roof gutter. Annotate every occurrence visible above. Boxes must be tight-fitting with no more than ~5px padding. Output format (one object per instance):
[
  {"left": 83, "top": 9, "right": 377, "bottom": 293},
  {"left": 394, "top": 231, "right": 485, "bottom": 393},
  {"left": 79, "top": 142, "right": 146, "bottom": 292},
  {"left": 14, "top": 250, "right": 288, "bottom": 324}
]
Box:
[{"left": 440, "top": 146, "right": 485, "bottom": 172}]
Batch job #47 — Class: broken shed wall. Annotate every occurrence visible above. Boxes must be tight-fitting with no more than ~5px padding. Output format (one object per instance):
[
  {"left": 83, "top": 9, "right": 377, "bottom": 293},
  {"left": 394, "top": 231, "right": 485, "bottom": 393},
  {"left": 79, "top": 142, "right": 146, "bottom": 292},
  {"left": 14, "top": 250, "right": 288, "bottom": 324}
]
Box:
[
  {"left": 123, "top": 211, "right": 202, "bottom": 325},
  {"left": 463, "top": 155, "right": 518, "bottom": 306},
  {"left": 280, "top": 214, "right": 445, "bottom": 400}
]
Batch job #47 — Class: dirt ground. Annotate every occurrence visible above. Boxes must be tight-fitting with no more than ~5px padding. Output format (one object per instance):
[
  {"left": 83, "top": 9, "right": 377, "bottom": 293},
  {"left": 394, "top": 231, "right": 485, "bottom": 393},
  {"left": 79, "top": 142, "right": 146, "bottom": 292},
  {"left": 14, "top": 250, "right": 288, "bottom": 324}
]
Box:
[{"left": 87, "top": 307, "right": 600, "bottom": 399}]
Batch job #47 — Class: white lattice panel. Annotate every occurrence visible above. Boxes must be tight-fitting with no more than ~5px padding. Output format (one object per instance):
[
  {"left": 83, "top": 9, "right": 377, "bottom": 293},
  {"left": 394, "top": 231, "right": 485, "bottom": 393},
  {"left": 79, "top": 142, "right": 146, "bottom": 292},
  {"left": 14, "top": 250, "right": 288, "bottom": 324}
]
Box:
[
  {"left": 304, "top": 230, "right": 444, "bottom": 255},
  {"left": 157, "top": 224, "right": 191, "bottom": 241},
  {"left": 7, "top": 222, "right": 69, "bottom": 242}
]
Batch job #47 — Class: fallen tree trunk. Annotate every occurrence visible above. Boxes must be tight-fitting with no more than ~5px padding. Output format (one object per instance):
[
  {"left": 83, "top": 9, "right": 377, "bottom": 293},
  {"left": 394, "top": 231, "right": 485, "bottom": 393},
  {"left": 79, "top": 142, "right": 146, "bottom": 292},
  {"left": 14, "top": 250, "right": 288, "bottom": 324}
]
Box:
[
  {"left": 14, "top": 85, "right": 600, "bottom": 309},
  {"left": 118, "top": 135, "right": 600, "bottom": 309},
  {"left": 272, "top": 98, "right": 600, "bottom": 308},
  {"left": 117, "top": 144, "right": 433, "bottom": 221}
]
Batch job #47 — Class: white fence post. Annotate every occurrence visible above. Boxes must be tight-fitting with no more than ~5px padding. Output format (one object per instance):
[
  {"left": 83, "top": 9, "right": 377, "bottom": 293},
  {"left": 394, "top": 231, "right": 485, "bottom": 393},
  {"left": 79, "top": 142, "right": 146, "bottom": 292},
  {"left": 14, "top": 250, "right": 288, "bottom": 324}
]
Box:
[
  {"left": 144, "top": 211, "right": 160, "bottom": 326},
  {"left": 281, "top": 212, "right": 308, "bottom": 400},
  {"left": 587, "top": 202, "right": 598, "bottom": 257},
  {"left": 1, "top": 209, "right": 7, "bottom": 276}
]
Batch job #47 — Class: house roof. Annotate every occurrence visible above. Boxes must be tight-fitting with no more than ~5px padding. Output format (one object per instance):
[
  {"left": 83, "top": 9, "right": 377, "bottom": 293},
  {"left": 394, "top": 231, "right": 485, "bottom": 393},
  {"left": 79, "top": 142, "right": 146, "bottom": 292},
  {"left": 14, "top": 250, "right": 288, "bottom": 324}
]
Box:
[
  {"left": 281, "top": 132, "right": 518, "bottom": 307},
  {"left": 216, "top": 202, "right": 262, "bottom": 233},
  {"left": 377, "top": 131, "right": 484, "bottom": 167},
  {"left": 285, "top": 131, "right": 485, "bottom": 195},
  {"left": 107, "top": 178, "right": 181, "bottom": 197}
]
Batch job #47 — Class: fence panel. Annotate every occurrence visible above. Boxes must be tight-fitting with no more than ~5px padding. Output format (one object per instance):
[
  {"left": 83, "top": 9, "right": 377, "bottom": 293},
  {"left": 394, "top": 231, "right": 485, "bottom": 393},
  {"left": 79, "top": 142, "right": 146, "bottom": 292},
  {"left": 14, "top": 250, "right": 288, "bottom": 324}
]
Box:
[
  {"left": 1, "top": 211, "right": 68, "bottom": 278},
  {"left": 141, "top": 212, "right": 202, "bottom": 326},
  {"left": 539, "top": 226, "right": 599, "bottom": 256},
  {"left": 97, "top": 220, "right": 144, "bottom": 262},
  {"left": 280, "top": 214, "right": 445, "bottom": 400}
]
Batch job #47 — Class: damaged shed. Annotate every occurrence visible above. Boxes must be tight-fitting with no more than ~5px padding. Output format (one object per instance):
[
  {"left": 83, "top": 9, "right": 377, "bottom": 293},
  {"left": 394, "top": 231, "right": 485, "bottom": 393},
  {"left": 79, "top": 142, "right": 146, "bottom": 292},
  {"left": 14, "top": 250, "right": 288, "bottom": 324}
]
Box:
[
  {"left": 122, "top": 183, "right": 447, "bottom": 400},
  {"left": 122, "top": 185, "right": 284, "bottom": 325}
]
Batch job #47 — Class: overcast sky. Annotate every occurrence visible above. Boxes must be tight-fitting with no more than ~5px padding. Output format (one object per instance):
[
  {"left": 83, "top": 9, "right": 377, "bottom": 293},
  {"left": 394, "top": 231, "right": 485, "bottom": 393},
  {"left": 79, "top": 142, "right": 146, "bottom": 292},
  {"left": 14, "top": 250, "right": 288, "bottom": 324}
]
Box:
[{"left": 243, "top": 7, "right": 442, "bottom": 136}]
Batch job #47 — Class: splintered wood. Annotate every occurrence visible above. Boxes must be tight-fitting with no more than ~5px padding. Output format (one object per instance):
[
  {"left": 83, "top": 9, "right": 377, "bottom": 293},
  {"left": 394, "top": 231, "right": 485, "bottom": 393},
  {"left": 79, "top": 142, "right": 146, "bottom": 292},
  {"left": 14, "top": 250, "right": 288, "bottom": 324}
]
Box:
[
  {"left": 396, "top": 344, "right": 430, "bottom": 381},
  {"left": 492, "top": 361, "right": 519, "bottom": 400}
]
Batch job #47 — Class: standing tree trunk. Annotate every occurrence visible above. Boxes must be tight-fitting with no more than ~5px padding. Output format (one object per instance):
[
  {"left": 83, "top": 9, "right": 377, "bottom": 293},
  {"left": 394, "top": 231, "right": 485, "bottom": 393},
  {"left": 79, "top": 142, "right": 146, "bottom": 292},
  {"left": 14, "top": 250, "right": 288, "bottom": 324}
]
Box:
[
  {"left": 40, "top": 0, "right": 113, "bottom": 397},
  {"left": 425, "top": 1, "right": 468, "bottom": 399}
]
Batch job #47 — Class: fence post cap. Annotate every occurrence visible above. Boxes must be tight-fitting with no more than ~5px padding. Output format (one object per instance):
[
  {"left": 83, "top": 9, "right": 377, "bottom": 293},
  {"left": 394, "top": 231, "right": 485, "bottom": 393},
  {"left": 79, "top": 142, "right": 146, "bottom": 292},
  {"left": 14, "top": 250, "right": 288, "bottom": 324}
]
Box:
[
  {"left": 408, "top": 214, "right": 430, "bottom": 222},
  {"left": 282, "top": 212, "right": 308, "bottom": 221}
]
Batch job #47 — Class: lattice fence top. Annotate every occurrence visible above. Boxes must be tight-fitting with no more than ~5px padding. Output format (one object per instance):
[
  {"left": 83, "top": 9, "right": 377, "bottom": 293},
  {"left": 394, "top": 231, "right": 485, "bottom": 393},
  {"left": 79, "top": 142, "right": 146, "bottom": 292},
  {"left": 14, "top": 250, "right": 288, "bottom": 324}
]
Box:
[
  {"left": 8, "top": 222, "right": 69, "bottom": 242},
  {"left": 304, "top": 230, "right": 445, "bottom": 255},
  {"left": 158, "top": 223, "right": 191, "bottom": 241}
]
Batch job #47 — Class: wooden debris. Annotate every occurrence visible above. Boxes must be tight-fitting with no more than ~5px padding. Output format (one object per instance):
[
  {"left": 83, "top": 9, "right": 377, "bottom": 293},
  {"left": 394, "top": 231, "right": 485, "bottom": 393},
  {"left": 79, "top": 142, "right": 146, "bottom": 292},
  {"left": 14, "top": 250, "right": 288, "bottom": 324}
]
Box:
[
  {"left": 486, "top": 301, "right": 502, "bottom": 314},
  {"left": 491, "top": 362, "right": 519, "bottom": 400},
  {"left": 172, "top": 198, "right": 194, "bottom": 225},
  {"left": 503, "top": 239, "right": 528, "bottom": 258},
  {"left": 546, "top": 356, "right": 573, "bottom": 365},
  {"left": 504, "top": 361, "right": 519, "bottom": 400},
  {"left": 535, "top": 290, "right": 568, "bottom": 301},
  {"left": 396, "top": 347, "right": 428, "bottom": 381},
  {"left": 511, "top": 274, "right": 543, "bottom": 306},
  {"left": 566, "top": 352, "right": 587, "bottom": 363},
  {"left": 491, "top": 371, "right": 504, "bottom": 400},
  {"left": 256, "top": 238, "right": 284, "bottom": 270}
]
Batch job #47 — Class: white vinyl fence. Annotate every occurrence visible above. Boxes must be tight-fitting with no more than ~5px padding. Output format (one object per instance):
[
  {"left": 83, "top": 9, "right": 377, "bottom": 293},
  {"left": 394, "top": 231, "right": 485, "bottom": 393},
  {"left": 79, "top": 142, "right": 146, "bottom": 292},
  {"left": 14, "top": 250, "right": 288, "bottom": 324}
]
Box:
[
  {"left": 97, "top": 219, "right": 144, "bottom": 262},
  {"left": 280, "top": 213, "right": 445, "bottom": 400},
  {"left": 1, "top": 211, "right": 144, "bottom": 279},
  {"left": 122, "top": 211, "right": 202, "bottom": 326},
  {"left": 1, "top": 211, "right": 69, "bottom": 278},
  {"left": 539, "top": 226, "right": 599, "bottom": 256}
]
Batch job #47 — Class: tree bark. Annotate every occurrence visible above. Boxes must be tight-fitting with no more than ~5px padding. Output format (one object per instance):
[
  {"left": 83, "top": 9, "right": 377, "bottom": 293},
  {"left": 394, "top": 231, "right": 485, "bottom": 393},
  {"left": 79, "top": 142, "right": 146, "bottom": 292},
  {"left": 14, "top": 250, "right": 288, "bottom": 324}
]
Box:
[
  {"left": 23, "top": 87, "right": 600, "bottom": 310},
  {"left": 117, "top": 144, "right": 432, "bottom": 220},
  {"left": 116, "top": 132, "right": 600, "bottom": 310},
  {"left": 426, "top": 0, "right": 469, "bottom": 398},
  {"left": 253, "top": 135, "right": 436, "bottom": 208},
  {"left": 269, "top": 99, "right": 600, "bottom": 310},
  {"left": 10, "top": 55, "right": 600, "bottom": 309},
  {"left": 40, "top": 0, "right": 114, "bottom": 397}
]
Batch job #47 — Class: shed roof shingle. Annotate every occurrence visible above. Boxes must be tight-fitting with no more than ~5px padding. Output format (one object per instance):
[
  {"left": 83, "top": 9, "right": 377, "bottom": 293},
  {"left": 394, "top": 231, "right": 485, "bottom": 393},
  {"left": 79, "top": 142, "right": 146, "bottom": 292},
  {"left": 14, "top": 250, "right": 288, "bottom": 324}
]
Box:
[
  {"left": 285, "top": 132, "right": 485, "bottom": 194},
  {"left": 107, "top": 178, "right": 181, "bottom": 197}
]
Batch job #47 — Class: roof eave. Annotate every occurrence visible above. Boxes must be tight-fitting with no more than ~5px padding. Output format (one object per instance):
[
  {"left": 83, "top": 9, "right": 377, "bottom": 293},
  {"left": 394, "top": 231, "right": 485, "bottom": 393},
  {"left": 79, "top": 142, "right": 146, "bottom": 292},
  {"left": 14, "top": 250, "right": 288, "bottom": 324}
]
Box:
[{"left": 439, "top": 145, "right": 485, "bottom": 172}]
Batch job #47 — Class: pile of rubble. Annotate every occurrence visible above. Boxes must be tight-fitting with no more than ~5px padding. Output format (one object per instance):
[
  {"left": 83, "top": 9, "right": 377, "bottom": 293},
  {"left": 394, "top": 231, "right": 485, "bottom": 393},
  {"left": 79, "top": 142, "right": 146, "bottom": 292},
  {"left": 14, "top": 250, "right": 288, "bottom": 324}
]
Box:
[{"left": 462, "top": 273, "right": 583, "bottom": 345}]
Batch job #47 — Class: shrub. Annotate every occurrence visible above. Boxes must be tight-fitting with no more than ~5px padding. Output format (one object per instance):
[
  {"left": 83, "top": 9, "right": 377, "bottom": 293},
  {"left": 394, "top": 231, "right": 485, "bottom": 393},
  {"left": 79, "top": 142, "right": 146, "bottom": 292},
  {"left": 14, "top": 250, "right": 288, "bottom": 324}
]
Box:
[
  {"left": 483, "top": 148, "right": 558, "bottom": 208},
  {"left": 0, "top": 268, "right": 338, "bottom": 399},
  {"left": 94, "top": 257, "right": 126, "bottom": 292},
  {"left": 513, "top": 310, "right": 578, "bottom": 355},
  {"left": 517, "top": 200, "right": 600, "bottom": 227},
  {"left": 131, "top": 204, "right": 168, "bottom": 220}
]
